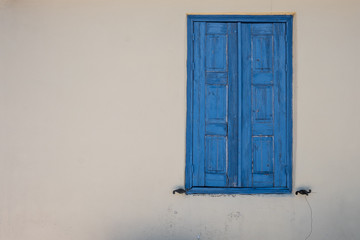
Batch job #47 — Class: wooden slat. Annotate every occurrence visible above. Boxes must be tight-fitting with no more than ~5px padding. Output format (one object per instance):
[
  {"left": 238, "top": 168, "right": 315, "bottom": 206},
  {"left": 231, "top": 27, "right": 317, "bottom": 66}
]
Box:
[
  {"left": 237, "top": 22, "right": 242, "bottom": 187},
  {"left": 227, "top": 23, "right": 238, "bottom": 187},
  {"left": 274, "top": 23, "right": 287, "bottom": 187},
  {"left": 240, "top": 23, "right": 252, "bottom": 187},
  {"left": 192, "top": 22, "right": 206, "bottom": 186}
]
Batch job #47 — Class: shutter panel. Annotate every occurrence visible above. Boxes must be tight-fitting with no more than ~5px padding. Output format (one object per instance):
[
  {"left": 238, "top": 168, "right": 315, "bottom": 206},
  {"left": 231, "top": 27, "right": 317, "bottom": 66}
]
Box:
[
  {"left": 193, "top": 22, "right": 238, "bottom": 187},
  {"left": 241, "top": 23, "right": 288, "bottom": 188}
]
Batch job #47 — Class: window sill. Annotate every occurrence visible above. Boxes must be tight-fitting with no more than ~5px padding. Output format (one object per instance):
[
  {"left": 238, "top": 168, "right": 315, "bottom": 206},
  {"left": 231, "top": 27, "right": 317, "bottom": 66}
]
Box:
[{"left": 186, "top": 187, "right": 292, "bottom": 195}]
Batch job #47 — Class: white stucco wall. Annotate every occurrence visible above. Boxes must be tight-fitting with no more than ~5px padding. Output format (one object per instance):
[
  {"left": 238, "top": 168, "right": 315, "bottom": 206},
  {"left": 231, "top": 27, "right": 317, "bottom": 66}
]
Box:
[{"left": 0, "top": 0, "right": 359, "bottom": 239}]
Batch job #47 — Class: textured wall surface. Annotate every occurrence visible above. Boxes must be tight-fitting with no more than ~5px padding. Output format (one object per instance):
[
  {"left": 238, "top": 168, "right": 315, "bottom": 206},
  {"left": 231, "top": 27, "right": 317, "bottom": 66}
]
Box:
[{"left": 0, "top": 0, "right": 359, "bottom": 239}]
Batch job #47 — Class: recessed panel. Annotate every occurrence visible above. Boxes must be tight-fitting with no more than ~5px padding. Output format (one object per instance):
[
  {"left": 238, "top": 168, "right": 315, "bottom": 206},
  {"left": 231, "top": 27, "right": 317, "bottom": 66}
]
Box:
[
  {"left": 252, "top": 136, "right": 274, "bottom": 173},
  {"left": 205, "top": 173, "right": 227, "bottom": 187},
  {"left": 252, "top": 23, "right": 273, "bottom": 35},
  {"left": 206, "top": 123, "right": 227, "bottom": 136},
  {"left": 252, "top": 86, "right": 273, "bottom": 122},
  {"left": 206, "top": 72, "right": 228, "bottom": 84},
  {"left": 252, "top": 72, "right": 273, "bottom": 85},
  {"left": 252, "top": 173, "right": 274, "bottom": 187},
  {"left": 205, "top": 35, "right": 228, "bottom": 72},
  {"left": 253, "top": 35, "right": 273, "bottom": 71},
  {"left": 206, "top": 23, "right": 227, "bottom": 34},
  {"left": 205, "top": 136, "right": 227, "bottom": 173},
  {"left": 206, "top": 85, "right": 227, "bottom": 122},
  {"left": 252, "top": 123, "right": 274, "bottom": 136}
]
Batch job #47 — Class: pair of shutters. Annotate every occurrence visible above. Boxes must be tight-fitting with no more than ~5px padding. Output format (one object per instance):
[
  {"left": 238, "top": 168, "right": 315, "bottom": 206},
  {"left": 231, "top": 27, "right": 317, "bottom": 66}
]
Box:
[{"left": 187, "top": 19, "right": 292, "bottom": 193}]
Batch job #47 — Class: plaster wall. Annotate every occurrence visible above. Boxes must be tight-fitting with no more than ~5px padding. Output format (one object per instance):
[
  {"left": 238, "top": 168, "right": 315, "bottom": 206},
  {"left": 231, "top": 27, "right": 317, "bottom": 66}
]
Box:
[{"left": 0, "top": 0, "right": 360, "bottom": 239}]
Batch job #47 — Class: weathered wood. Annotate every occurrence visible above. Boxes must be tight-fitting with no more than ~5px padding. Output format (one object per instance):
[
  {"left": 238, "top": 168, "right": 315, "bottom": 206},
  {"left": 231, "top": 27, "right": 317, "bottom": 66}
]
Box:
[
  {"left": 192, "top": 22, "right": 206, "bottom": 186},
  {"left": 186, "top": 15, "right": 293, "bottom": 194}
]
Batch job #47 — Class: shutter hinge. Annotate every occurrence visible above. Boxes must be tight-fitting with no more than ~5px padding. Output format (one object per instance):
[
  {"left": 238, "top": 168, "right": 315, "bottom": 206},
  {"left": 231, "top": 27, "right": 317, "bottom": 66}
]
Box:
[
  {"left": 191, "top": 164, "right": 194, "bottom": 174},
  {"left": 192, "top": 34, "right": 195, "bottom": 41}
]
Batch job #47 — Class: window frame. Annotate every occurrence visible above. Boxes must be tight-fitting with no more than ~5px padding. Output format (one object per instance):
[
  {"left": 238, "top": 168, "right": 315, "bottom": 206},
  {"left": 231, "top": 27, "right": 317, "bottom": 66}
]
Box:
[{"left": 185, "top": 15, "right": 293, "bottom": 194}]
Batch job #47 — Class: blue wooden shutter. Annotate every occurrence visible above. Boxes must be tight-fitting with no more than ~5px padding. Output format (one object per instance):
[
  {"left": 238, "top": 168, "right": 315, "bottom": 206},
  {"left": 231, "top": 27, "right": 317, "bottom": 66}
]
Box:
[
  {"left": 187, "top": 16, "right": 292, "bottom": 193},
  {"left": 192, "top": 22, "right": 238, "bottom": 187},
  {"left": 241, "top": 23, "right": 288, "bottom": 188}
]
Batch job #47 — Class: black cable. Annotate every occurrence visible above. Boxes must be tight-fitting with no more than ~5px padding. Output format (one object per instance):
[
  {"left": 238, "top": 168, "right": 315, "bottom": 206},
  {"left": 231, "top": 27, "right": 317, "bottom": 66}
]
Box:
[{"left": 305, "top": 196, "right": 313, "bottom": 240}]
